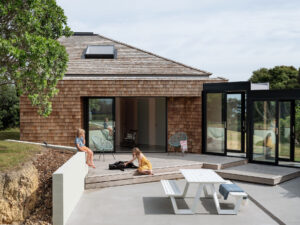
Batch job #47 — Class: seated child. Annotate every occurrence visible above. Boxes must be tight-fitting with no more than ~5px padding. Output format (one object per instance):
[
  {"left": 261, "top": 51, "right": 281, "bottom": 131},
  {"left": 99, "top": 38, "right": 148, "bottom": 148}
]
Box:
[
  {"left": 75, "top": 128, "right": 96, "bottom": 168},
  {"left": 103, "top": 117, "right": 113, "bottom": 136},
  {"left": 124, "top": 147, "right": 153, "bottom": 175}
]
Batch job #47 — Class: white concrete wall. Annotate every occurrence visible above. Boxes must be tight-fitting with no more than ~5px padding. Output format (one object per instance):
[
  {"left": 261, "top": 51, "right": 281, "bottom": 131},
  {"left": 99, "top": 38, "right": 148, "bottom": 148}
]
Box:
[{"left": 53, "top": 152, "right": 88, "bottom": 225}]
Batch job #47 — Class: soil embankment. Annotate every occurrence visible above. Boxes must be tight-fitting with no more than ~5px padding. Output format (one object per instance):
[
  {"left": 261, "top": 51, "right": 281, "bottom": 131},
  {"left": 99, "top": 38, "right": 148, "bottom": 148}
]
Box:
[{"left": 0, "top": 147, "right": 74, "bottom": 225}]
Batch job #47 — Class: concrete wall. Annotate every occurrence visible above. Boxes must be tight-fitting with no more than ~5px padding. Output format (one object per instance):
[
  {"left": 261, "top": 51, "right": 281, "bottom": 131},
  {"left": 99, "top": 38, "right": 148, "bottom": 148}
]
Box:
[{"left": 53, "top": 152, "right": 88, "bottom": 225}]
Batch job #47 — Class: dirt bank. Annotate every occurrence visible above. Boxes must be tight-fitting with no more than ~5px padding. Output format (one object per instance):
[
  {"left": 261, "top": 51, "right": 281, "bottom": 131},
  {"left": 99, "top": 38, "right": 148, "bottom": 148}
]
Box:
[{"left": 0, "top": 147, "right": 74, "bottom": 225}]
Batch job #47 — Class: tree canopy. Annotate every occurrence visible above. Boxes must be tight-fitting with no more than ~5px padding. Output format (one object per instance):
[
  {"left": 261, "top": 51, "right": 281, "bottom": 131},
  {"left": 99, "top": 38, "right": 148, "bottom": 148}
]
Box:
[
  {"left": 0, "top": 0, "right": 72, "bottom": 116},
  {"left": 0, "top": 85, "right": 19, "bottom": 129},
  {"left": 249, "top": 66, "right": 300, "bottom": 89}
]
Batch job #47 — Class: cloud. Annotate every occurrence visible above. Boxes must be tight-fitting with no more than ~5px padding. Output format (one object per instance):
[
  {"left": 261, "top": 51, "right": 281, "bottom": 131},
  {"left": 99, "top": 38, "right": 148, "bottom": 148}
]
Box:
[{"left": 57, "top": 0, "right": 300, "bottom": 81}]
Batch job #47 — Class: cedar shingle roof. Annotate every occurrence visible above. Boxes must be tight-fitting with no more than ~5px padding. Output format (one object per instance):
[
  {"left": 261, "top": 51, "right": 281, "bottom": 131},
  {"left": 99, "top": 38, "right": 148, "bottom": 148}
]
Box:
[{"left": 59, "top": 33, "right": 211, "bottom": 76}]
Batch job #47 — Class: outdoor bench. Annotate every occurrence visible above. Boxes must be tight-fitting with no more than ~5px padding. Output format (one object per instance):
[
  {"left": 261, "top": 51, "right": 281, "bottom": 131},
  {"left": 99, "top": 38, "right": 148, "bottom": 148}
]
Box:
[{"left": 160, "top": 170, "right": 248, "bottom": 215}]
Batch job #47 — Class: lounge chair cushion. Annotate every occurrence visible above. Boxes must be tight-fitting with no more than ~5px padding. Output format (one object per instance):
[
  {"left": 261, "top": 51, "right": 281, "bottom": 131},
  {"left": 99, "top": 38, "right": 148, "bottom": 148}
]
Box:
[{"left": 219, "top": 183, "right": 244, "bottom": 200}]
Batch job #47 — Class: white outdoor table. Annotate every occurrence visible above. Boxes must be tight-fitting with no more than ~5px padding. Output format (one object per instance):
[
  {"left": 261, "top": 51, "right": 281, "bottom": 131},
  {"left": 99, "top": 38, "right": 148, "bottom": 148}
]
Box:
[{"left": 170, "top": 169, "right": 227, "bottom": 214}]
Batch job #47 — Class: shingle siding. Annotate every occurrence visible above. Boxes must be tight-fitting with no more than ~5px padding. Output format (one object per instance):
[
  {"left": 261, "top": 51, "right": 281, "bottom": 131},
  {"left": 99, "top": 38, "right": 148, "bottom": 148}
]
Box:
[{"left": 20, "top": 79, "right": 224, "bottom": 152}]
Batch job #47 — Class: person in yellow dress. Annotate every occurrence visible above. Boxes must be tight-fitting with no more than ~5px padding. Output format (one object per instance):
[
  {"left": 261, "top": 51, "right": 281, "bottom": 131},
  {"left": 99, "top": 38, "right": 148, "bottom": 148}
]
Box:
[
  {"left": 124, "top": 147, "right": 153, "bottom": 175},
  {"left": 263, "top": 133, "right": 273, "bottom": 159}
]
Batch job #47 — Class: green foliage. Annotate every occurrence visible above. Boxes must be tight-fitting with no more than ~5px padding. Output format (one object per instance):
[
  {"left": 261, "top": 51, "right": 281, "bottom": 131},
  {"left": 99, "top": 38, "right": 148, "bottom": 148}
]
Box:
[
  {"left": 0, "top": 85, "right": 19, "bottom": 129},
  {"left": 0, "top": 128, "right": 20, "bottom": 140},
  {"left": 0, "top": 0, "right": 72, "bottom": 116},
  {"left": 249, "top": 66, "right": 300, "bottom": 89},
  {"left": 296, "top": 101, "right": 300, "bottom": 144}
]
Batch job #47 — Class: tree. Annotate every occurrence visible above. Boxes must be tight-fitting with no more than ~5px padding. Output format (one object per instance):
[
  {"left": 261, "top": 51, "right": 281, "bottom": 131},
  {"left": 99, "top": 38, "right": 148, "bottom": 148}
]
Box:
[
  {"left": 249, "top": 66, "right": 300, "bottom": 89},
  {"left": 0, "top": 85, "right": 19, "bottom": 129},
  {"left": 0, "top": 0, "right": 72, "bottom": 116}
]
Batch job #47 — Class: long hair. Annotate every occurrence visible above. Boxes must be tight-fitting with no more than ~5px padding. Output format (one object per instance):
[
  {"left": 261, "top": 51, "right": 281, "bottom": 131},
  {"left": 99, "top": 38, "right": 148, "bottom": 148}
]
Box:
[{"left": 132, "top": 147, "right": 142, "bottom": 157}]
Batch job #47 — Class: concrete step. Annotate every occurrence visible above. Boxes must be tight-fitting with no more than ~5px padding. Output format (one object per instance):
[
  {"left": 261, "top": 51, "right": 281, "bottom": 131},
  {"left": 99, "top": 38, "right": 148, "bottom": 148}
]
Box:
[
  {"left": 217, "top": 164, "right": 300, "bottom": 185},
  {"left": 85, "top": 163, "right": 203, "bottom": 189},
  {"left": 203, "top": 159, "right": 248, "bottom": 170}
]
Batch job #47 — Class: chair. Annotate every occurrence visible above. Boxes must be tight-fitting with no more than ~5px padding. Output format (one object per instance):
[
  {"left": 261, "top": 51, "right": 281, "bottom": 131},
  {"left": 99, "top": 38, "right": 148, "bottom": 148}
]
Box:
[
  {"left": 121, "top": 129, "right": 137, "bottom": 148},
  {"left": 168, "top": 132, "right": 188, "bottom": 156},
  {"left": 92, "top": 135, "right": 115, "bottom": 161}
]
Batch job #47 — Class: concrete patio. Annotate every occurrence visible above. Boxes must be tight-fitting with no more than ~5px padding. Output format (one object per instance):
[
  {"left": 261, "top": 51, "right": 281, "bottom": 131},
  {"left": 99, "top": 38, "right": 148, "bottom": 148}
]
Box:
[{"left": 66, "top": 177, "right": 300, "bottom": 225}]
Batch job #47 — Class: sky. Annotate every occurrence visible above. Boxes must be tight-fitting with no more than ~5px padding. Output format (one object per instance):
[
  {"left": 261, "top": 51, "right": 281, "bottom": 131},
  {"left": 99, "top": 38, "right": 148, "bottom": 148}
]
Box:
[{"left": 56, "top": 0, "right": 300, "bottom": 81}]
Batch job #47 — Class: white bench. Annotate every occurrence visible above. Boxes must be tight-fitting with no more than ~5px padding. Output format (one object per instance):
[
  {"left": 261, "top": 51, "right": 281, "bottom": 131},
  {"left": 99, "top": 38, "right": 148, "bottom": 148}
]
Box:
[
  {"left": 161, "top": 180, "right": 193, "bottom": 214},
  {"left": 161, "top": 179, "right": 248, "bottom": 215},
  {"left": 216, "top": 180, "right": 248, "bottom": 215}
]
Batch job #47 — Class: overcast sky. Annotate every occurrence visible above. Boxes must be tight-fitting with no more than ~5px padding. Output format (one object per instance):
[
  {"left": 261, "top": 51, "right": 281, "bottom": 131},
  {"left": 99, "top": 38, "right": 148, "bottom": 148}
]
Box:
[{"left": 57, "top": 0, "right": 300, "bottom": 81}]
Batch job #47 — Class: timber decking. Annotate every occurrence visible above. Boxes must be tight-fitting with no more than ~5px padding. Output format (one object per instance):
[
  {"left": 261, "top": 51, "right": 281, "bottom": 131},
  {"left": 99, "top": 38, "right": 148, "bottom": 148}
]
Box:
[
  {"left": 85, "top": 153, "right": 300, "bottom": 189},
  {"left": 85, "top": 153, "right": 247, "bottom": 189}
]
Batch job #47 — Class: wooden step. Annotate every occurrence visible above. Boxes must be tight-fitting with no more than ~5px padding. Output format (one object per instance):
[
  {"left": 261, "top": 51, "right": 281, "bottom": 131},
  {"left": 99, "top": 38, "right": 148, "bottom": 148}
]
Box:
[
  {"left": 85, "top": 171, "right": 185, "bottom": 189},
  {"left": 85, "top": 162, "right": 203, "bottom": 184}
]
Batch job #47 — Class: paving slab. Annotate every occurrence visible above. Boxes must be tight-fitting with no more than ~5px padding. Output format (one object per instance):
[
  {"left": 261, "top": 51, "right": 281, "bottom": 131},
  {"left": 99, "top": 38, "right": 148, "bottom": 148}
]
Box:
[
  {"left": 67, "top": 180, "right": 278, "bottom": 225},
  {"left": 236, "top": 177, "right": 300, "bottom": 225}
]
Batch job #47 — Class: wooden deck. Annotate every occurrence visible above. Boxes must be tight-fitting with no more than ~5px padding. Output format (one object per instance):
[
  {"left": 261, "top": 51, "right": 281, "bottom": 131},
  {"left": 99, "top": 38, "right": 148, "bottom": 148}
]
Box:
[{"left": 85, "top": 153, "right": 247, "bottom": 189}]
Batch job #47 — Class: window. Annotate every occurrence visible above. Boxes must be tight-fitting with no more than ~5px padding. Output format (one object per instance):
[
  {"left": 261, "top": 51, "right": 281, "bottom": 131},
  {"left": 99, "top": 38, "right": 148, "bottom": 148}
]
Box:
[{"left": 85, "top": 45, "right": 115, "bottom": 59}]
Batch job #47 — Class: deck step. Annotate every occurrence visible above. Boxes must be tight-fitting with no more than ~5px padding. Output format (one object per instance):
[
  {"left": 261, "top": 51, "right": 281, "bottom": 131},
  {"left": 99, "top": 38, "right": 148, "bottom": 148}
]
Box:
[
  {"left": 85, "top": 163, "right": 203, "bottom": 184},
  {"left": 85, "top": 171, "right": 185, "bottom": 189},
  {"left": 85, "top": 163, "right": 204, "bottom": 189}
]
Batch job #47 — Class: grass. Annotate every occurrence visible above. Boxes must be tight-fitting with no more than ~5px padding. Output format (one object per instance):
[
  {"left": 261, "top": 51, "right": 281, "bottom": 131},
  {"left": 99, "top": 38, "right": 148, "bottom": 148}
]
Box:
[
  {"left": 0, "top": 141, "right": 41, "bottom": 172},
  {"left": 0, "top": 127, "right": 20, "bottom": 140}
]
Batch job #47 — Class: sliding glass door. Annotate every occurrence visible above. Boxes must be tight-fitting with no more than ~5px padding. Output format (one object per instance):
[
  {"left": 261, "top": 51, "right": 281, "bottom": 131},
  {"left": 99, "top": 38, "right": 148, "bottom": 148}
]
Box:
[
  {"left": 226, "top": 93, "right": 244, "bottom": 152},
  {"left": 252, "top": 101, "right": 276, "bottom": 163},
  {"left": 204, "top": 92, "right": 246, "bottom": 155},
  {"left": 278, "top": 101, "right": 292, "bottom": 160},
  {"left": 206, "top": 93, "right": 225, "bottom": 154},
  {"left": 251, "top": 100, "right": 300, "bottom": 165},
  {"left": 295, "top": 100, "right": 300, "bottom": 162},
  {"left": 88, "top": 98, "right": 115, "bottom": 152}
]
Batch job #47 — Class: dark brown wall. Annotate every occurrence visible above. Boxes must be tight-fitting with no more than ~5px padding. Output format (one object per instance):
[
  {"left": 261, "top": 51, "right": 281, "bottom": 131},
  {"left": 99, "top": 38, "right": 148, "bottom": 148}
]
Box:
[{"left": 20, "top": 79, "right": 224, "bottom": 152}]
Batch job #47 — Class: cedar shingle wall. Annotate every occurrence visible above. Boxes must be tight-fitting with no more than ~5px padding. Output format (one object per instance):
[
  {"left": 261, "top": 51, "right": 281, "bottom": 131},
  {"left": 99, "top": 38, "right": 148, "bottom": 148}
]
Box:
[
  {"left": 167, "top": 97, "right": 202, "bottom": 153},
  {"left": 20, "top": 79, "right": 223, "bottom": 152}
]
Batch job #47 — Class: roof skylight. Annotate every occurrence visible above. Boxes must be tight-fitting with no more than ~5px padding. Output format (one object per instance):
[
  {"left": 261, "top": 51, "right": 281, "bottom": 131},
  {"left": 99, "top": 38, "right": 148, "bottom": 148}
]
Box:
[{"left": 85, "top": 45, "right": 115, "bottom": 59}]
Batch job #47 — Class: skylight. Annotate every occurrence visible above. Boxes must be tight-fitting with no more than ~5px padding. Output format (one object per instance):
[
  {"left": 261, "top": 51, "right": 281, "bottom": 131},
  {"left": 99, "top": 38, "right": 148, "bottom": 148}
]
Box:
[{"left": 85, "top": 45, "right": 115, "bottom": 59}]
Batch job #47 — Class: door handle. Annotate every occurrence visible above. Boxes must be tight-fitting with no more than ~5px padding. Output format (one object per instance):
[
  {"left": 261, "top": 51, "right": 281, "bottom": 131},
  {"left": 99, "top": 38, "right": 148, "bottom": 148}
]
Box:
[{"left": 275, "top": 127, "right": 279, "bottom": 135}]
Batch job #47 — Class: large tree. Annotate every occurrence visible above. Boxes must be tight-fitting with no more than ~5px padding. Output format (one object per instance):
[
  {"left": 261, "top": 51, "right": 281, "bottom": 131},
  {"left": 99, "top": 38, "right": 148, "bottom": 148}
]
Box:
[
  {"left": 249, "top": 66, "right": 300, "bottom": 89},
  {"left": 0, "top": 85, "right": 19, "bottom": 129},
  {"left": 0, "top": 0, "right": 72, "bottom": 116}
]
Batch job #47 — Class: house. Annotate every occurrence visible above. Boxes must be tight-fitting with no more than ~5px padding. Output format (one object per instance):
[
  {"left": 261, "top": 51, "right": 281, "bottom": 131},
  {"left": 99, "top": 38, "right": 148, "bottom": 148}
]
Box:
[{"left": 19, "top": 32, "right": 225, "bottom": 153}]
